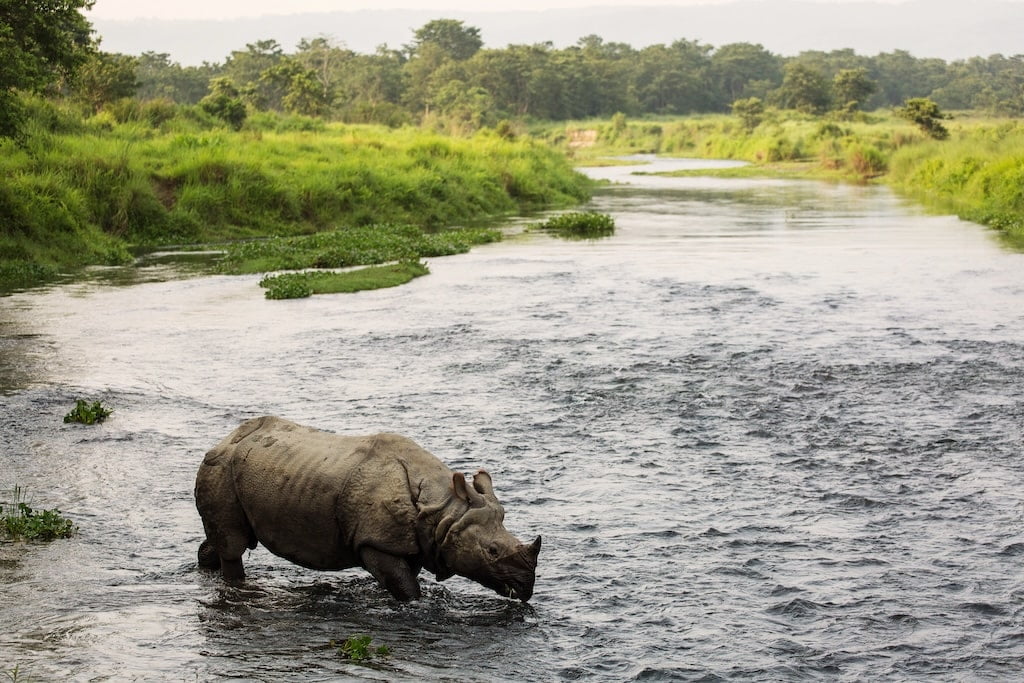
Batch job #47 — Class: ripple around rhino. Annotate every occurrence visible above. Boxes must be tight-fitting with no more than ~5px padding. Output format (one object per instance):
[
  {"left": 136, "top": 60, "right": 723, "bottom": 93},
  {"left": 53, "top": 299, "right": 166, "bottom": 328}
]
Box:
[{"left": 2, "top": 156, "right": 1024, "bottom": 680}]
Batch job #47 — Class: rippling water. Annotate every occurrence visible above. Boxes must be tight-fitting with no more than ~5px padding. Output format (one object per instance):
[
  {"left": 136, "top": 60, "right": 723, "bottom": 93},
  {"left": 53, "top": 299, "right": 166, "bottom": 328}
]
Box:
[{"left": 3, "top": 157, "right": 1024, "bottom": 680}]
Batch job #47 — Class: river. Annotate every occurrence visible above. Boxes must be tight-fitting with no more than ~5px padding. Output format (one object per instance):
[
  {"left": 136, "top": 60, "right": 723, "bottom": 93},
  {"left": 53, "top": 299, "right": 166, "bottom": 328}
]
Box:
[{"left": 2, "top": 156, "right": 1023, "bottom": 680}]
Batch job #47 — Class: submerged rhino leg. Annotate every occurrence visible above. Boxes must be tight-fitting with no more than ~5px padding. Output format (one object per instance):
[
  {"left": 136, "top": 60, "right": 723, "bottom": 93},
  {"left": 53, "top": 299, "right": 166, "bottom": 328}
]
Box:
[
  {"left": 196, "top": 460, "right": 257, "bottom": 582},
  {"left": 359, "top": 547, "right": 421, "bottom": 601},
  {"left": 198, "top": 539, "right": 220, "bottom": 570}
]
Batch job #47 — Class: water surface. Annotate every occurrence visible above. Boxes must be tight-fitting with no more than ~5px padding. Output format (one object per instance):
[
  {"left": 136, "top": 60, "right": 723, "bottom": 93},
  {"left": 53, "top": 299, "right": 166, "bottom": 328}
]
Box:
[{"left": 3, "top": 156, "right": 1023, "bottom": 680}]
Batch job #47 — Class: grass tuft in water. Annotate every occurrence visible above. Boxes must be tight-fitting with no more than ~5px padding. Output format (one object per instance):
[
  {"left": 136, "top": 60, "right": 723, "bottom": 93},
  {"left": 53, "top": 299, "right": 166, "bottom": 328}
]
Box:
[
  {"left": 331, "top": 634, "right": 391, "bottom": 662},
  {"left": 259, "top": 260, "right": 430, "bottom": 299},
  {"left": 63, "top": 399, "right": 112, "bottom": 425},
  {"left": 532, "top": 211, "right": 616, "bottom": 239},
  {"left": 1, "top": 486, "right": 76, "bottom": 541}
]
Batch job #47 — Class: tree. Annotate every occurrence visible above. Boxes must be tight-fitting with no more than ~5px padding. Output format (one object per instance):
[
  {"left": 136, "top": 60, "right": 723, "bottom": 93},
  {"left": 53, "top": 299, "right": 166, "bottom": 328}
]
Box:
[
  {"left": 831, "top": 67, "right": 877, "bottom": 115},
  {"left": 407, "top": 19, "right": 482, "bottom": 61},
  {"left": 72, "top": 51, "right": 138, "bottom": 112},
  {"left": 776, "top": 62, "right": 831, "bottom": 113},
  {"left": 0, "top": 0, "right": 95, "bottom": 137},
  {"left": 895, "top": 97, "right": 949, "bottom": 140},
  {"left": 199, "top": 77, "right": 247, "bottom": 129},
  {"left": 710, "top": 43, "right": 782, "bottom": 106}
]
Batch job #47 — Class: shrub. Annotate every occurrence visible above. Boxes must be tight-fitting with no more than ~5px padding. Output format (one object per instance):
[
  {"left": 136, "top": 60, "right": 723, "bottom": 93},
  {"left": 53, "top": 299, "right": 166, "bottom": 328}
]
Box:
[{"left": 848, "top": 145, "right": 887, "bottom": 178}]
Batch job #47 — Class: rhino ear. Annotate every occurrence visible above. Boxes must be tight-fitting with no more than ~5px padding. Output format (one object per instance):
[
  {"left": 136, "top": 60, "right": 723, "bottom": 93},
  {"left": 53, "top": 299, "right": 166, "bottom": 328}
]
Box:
[
  {"left": 472, "top": 470, "right": 495, "bottom": 498},
  {"left": 452, "top": 472, "right": 485, "bottom": 507},
  {"left": 452, "top": 472, "right": 470, "bottom": 502}
]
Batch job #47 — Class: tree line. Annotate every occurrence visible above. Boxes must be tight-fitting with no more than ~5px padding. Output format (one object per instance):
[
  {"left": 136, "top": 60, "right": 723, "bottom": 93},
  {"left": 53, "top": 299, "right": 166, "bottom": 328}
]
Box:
[
  {"left": 129, "top": 20, "right": 1024, "bottom": 130},
  {"left": 4, "top": 8, "right": 1023, "bottom": 137}
]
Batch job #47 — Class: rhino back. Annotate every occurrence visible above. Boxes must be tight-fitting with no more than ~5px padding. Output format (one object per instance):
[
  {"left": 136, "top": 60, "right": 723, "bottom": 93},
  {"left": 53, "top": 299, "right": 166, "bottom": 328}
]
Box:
[{"left": 220, "top": 417, "right": 453, "bottom": 570}]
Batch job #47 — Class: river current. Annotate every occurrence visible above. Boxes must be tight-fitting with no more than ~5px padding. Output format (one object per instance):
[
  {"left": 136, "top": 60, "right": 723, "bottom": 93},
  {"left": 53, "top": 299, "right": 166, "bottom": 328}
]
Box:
[{"left": 2, "top": 156, "right": 1023, "bottom": 680}]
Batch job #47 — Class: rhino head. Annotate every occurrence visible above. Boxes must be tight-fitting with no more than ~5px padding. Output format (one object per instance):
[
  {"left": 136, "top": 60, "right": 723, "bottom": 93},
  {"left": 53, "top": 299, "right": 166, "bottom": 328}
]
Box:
[{"left": 434, "top": 470, "right": 541, "bottom": 602}]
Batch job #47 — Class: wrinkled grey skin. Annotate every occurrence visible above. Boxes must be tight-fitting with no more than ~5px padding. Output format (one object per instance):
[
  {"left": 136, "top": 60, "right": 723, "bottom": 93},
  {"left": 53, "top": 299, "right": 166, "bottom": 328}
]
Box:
[{"left": 195, "top": 416, "right": 541, "bottom": 602}]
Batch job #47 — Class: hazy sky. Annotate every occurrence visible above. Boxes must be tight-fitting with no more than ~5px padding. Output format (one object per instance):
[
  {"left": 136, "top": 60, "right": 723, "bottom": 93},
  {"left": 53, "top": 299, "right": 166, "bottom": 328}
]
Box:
[{"left": 87, "top": 0, "right": 910, "bottom": 21}]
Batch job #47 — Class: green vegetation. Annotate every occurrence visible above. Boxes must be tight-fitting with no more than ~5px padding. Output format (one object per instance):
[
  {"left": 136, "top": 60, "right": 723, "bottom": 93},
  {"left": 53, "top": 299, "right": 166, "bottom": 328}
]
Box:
[
  {"left": 63, "top": 399, "right": 113, "bottom": 425},
  {"left": 4, "top": 2, "right": 1024, "bottom": 292},
  {"left": 125, "top": 29, "right": 1024, "bottom": 131},
  {"left": 532, "top": 211, "right": 616, "bottom": 239},
  {"left": 896, "top": 97, "right": 950, "bottom": 140},
  {"left": 888, "top": 121, "right": 1024, "bottom": 238},
  {"left": 332, "top": 635, "right": 391, "bottom": 662},
  {"left": 0, "top": 99, "right": 589, "bottom": 290},
  {"left": 1, "top": 487, "right": 76, "bottom": 542},
  {"left": 260, "top": 261, "right": 430, "bottom": 299}
]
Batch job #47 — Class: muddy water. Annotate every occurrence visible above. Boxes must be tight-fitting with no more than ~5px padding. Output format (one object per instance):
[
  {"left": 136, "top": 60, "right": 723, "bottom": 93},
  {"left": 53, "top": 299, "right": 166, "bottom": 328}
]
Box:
[{"left": 3, "top": 156, "right": 1024, "bottom": 680}]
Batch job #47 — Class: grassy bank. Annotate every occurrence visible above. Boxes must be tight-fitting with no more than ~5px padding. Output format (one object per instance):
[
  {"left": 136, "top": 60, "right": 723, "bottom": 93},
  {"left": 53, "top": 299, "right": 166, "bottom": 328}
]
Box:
[
  {"left": 546, "top": 112, "right": 1024, "bottom": 239},
  {"left": 887, "top": 121, "right": 1024, "bottom": 238},
  {"left": 0, "top": 97, "right": 591, "bottom": 290}
]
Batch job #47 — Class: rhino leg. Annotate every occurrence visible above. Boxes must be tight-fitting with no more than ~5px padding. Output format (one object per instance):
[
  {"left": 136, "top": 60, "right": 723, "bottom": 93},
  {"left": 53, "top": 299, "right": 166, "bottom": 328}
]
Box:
[
  {"left": 197, "top": 497, "right": 256, "bottom": 582},
  {"left": 360, "top": 547, "right": 421, "bottom": 601},
  {"left": 198, "top": 539, "right": 220, "bottom": 569}
]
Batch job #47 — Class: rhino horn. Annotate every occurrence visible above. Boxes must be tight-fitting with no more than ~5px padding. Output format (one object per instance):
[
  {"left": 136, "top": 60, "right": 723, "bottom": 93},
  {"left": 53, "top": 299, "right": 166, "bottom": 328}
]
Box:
[
  {"left": 527, "top": 535, "right": 542, "bottom": 561},
  {"left": 452, "top": 471, "right": 486, "bottom": 508}
]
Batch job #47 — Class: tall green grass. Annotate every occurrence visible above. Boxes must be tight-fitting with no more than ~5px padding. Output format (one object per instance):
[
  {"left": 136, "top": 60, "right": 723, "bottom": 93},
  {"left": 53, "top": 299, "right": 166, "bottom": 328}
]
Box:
[
  {"left": 887, "top": 120, "right": 1024, "bottom": 237},
  {"left": 1, "top": 97, "right": 591, "bottom": 289}
]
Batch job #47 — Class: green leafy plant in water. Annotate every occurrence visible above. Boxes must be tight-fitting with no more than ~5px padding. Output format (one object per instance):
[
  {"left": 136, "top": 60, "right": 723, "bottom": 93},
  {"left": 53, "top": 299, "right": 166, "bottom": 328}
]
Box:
[
  {"left": 63, "top": 399, "right": 112, "bottom": 424},
  {"left": 332, "top": 634, "right": 391, "bottom": 662},
  {"left": 260, "top": 260, "right": 430, "bottom": 299},
  {"left": 532, "top": 211, "right": 615, "bottom": 239},
  {"left": 1, "top": 486, "right": 75, "bottom": 541}
]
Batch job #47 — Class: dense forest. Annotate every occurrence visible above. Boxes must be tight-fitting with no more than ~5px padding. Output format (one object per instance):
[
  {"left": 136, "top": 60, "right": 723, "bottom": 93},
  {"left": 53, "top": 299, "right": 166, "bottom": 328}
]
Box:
[{"left": 72, "top": 19, "right": 1024, "bottom": 133}]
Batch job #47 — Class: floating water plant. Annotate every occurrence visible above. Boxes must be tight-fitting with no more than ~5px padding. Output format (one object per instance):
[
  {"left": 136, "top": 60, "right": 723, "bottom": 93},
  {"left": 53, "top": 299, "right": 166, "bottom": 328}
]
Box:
[
  {"left": 259, "top": 261, "right": 430, "bottom": 299},
  {"left": 63, "top": 399, "right": 112, "bottom": 424},
  {"left": 1, "top": 486, "right": 75, "bottom": 541},
  {"left": 532, "top": 211, "right": 615, "bottom": 239},
  {"left": 331, "top": 634, "right": 391, "bottom": 662}
]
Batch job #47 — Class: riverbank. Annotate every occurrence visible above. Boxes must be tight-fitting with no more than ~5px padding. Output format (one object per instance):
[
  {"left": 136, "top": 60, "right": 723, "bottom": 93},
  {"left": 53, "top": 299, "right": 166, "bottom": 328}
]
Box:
[
  {"left": 0, "top": 98, "right": 592, "bottom": 290},
  {"left": 547, "top": 112, "right": 1024, "bottom": 240}
]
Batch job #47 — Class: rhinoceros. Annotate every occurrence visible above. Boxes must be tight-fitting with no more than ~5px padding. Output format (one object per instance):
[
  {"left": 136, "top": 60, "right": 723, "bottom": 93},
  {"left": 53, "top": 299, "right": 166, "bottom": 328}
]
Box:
[{"left": 194, "top": 416, "right": 541, "bottom": 602}]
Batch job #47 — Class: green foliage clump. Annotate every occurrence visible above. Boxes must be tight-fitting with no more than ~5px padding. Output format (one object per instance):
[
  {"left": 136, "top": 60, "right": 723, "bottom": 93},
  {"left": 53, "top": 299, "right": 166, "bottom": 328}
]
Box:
[
  {"left": 259, "top": 261, "right": 430, "bottom": 299},
  {"left": 895, "top": 97, "right": 950, "bottom": 140},
  {"left": 1, "top": 487, "right": 75, "bottom": 542},
  {"left": 534, "top": 211, "right": 616, "bottom": 238},
  {"left": 63, "top": 399, "right": 113, "bottom": 425},
  {"left": 332, "top": 635, "right": 391, "bottom": 662}
]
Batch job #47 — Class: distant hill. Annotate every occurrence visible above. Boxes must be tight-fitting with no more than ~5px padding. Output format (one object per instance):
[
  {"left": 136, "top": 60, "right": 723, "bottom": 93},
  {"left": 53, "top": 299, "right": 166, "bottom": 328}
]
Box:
[{"left": 90, "top": 0, "right": 1024, "bottom": 65}]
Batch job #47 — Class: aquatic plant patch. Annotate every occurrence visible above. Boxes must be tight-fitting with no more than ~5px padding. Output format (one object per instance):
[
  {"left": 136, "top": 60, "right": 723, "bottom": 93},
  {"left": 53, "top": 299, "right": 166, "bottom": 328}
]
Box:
[
  {"left": 259, "top": 261, "right": 430, "bottom": 299},
  {"left": 0, "top": 487, "right": 75, "bottom": 541},
  {"left": 63, "top": 399, "right": 112, "bottom": 424},
  {"left": 331, "top": 634, "right": 391, "bottom": 662},
  {"left": 532, "top": 211, "right": 616, "bottom": 238}
]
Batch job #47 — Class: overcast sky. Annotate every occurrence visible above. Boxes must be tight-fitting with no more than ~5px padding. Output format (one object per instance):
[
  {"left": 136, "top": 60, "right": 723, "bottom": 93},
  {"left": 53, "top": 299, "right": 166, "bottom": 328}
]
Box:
[{"left": 87, "top": 0, "right": 913, "bottom": 21}]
